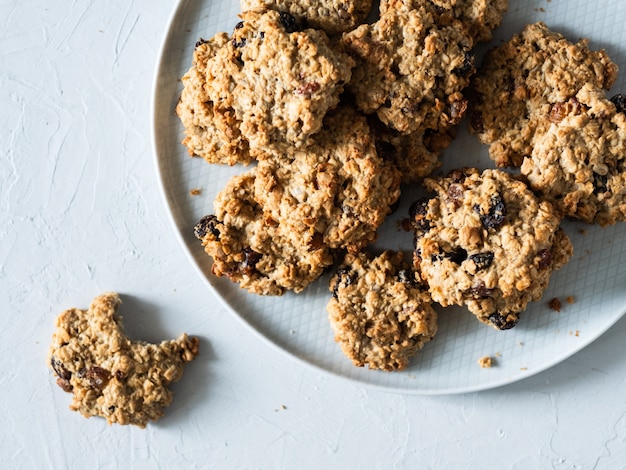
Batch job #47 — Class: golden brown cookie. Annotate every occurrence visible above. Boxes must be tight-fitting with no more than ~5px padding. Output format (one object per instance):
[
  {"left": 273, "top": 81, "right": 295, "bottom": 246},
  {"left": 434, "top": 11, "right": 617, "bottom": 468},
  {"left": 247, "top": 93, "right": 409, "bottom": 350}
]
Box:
[
  {"left": 253, "top": 106, "right": 401, "bottom": 253},
  {"left": 469, "top": 22, "right": 618, "bottom": 167},
  {"left": 194, "top": 170, "right": 336, "bottom": 295},
  {"left": 328, "top": 250, "right": 437, "bottom": 371},
  {"left": 205, "top": 10, "right": 354, "bottom": 153},
  {"left": 521, "top": 84, "right": 626, "bottom": 226},
  {"left": 341, "top": 5, "right": 474, "bottom": 135},
  {"left": 411, "top": 168, "right": 573, "bottom": 330},
  {"left": 48, "top": 293, "right": 199, "bottom": 428}
]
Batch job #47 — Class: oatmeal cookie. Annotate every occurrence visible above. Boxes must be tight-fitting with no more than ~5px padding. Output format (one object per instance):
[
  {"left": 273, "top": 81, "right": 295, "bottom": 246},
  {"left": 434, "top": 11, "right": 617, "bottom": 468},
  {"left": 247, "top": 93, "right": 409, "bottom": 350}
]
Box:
[
  {"left": 240, "top": 0, "right": 373, "bottom": 35},
  {"left": 411, "top": 168, "right": 573, "bottom": 330},
  {"left": 380, "top": 0, "right": 508, "bottom": 43},
  {"left": 254, "top": 106, "right": 401, "bottom": 253},
  {"left": 194, "top": 170, "right": 335, "bottom": 295},
  {"left": 206, "top": 9, "right": 354, "bottom": 153},
  {"left": 327, "top": 250, "right": 437, "bottom": 371},
  {"left": 521, "top": 84, "right": 626, "bottom": 226},
  {"left": 176, "top": 34, "right": 254, "bottom": 166},
  {"left": 469, "top": 22, "right": 619, "bottom": 167},
  {"left": 48, "top": 293, "right": 199, "bottom": 428},
  {"left": 340, "top": 5, "right": 474, "bottom": 134}
]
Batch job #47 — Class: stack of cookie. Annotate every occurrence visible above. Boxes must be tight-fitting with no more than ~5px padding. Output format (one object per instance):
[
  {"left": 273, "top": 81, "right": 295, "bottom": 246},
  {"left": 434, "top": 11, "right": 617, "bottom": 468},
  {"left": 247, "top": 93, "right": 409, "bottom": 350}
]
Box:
[{"left": 177, "top": 1, "right": 625, "bottom": 372}]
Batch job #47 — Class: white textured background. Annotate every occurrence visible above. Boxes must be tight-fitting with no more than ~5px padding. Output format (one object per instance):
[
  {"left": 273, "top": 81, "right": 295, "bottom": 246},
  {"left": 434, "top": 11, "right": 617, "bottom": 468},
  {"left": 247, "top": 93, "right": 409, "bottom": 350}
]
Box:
[{"left": 2, "top": 0, "right": 626, "bottom": 468}]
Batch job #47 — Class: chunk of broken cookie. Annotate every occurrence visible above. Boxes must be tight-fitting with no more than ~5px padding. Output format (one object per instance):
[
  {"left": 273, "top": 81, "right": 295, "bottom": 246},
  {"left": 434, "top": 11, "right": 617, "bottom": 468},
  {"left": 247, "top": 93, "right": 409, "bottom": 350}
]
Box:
[{"left": 48, "top": 292, "right": 199, "bottom": 428}]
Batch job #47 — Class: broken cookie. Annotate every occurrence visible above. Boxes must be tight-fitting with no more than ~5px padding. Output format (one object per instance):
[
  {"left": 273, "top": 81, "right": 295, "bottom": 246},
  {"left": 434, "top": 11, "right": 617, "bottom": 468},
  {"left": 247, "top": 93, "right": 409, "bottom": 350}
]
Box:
[{"left": 48, "top": 292, "right": 199, "bottom": 428}]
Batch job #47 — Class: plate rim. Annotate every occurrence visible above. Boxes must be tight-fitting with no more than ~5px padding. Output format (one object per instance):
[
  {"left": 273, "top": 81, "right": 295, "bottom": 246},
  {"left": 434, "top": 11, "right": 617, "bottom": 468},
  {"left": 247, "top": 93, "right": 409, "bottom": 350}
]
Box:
[{"left": 150, "top": 0, "right": 626, "bottom": 395}]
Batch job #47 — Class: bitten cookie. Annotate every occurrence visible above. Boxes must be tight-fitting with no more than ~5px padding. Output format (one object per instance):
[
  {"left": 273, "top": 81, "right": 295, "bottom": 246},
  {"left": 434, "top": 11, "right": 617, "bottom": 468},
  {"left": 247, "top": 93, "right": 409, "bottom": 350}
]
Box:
[
  {"left": 380, "top": 0, "right": 508, "bottom": 44},
  {"left": 240, "top": 0, "right": 373, "bottom": 35},
  {"left": 176, "top": 34, "right": 254, "bottom": 166},
  {"left": 205, "top": 9, "right": 354, "bottom": 153},
  {"left": 48, "top": 293, "right": 199, "bottom": 428},
  {"left": 340, "top": 5, "right": 474, "bottom": 135},
  {"left": 327, "top": 250, "right": 438, "bottom": 371},
  {"left": 469, "top": 22, "right": 618, "bottom": 167},
  {"left": 411, "top": 168, "right": 573, "bottom": 330},
  {"left": 254, "top": 106, "right": 401, "bottom": 253},
  {"left": 194, "top": 169, "right": 336, "bottom": 295},
  {"left": 521, "top": 84, "right": 626, "bottom": 226}
]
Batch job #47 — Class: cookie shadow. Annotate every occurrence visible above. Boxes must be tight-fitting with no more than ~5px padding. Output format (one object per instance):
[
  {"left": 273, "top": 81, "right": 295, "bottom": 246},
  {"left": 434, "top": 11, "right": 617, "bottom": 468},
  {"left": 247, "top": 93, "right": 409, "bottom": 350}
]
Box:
[
  {"left": 154, "top": 335, "right": 215, "bottom": 429},
  {"left": 115, "top": 294, "right": 215, "bottom": 428}
]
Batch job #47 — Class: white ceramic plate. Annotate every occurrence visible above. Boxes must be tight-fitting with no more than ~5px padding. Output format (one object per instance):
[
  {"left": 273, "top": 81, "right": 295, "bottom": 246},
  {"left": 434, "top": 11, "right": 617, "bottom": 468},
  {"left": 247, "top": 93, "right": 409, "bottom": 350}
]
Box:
[{"left": 152, "top": 0, "right": 626, "bottom": 394}]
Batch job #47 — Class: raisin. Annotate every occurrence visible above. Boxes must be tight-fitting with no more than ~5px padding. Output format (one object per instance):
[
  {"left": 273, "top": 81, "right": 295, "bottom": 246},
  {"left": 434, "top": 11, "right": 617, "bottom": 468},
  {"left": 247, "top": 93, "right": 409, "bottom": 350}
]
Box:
[
  {"left": 469, "top": 252, "right": 494, "bottom": 271},
  {"left": 295, "top": 82, "right": 320, "bottom": 95},
  {"left": 194, "top": 215, "right": 221, "bottom": 240},
  {"left": 279, "top": 12, "right": 303, "bottom": 33},
  {"left": 56, "top": 378, "right": 73, "bottom": 393},
  {"left": 397, "top": 268, "right": 417, "bottom": 287},
  {"left": 241, "top": 248, "right": 262, "bottom": 275},
  {"left": 85, "top": 366, "right": 111, "bottom": 391},
  {"left": 195, "top": 38, "right": 209, "bottom": 48},
  {"left": 446, "top": 247, "right": 468, "bottom": 264},
  {"left": 308, "top": 232, "right": 325, "bottom": 250},
  {"left": 51, "top": 357, "right": 72, "bottom": 381},
  {"left": 450, "top": 98, "right": 468, "bottom": 122},
  {"left": 332, "top": 267, "right": 358, "bottom": 299},
  {"left": 234, "top": 21, "right": 244, "bottom": 29},
  {"left": 610, "top": 94, "right": 626, "bottom": 114},
  {"left": 447, "top": 184, "right": 464, "bottom": 203},
  {"left": 467, "top": 281, "right": 493, "bottom": 298},
  {"left": 431, "top": 253, "right": 443, "bottom": 263},
  {"left": 474, "top": 194, "right": 506, "bottom": 230},
  {"left": 593, "top": 173, "right": 609, "bottom": 194},
  {"left": 488, "top": 312, "right": 519, "bottom": 330},
  {"left": 453, "top": 51, "right": 474, "bottom": 77},
  {"left": 232, "top": 37, "right": 247, "bottom": 48},
  {"left": 409, "top": 197, "right": 431, "bottom": 234},
  {"left": 536, "top": 248, "right": 553, "bottom": 270},
  {"left": 447, "top": 169, "right": 467, "bottom": 183}
]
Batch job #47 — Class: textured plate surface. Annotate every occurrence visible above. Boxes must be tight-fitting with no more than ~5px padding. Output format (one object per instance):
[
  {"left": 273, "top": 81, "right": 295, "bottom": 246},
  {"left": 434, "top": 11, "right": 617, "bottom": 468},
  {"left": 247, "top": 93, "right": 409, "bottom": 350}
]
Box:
[{"left": 153, "top": 0, "right": 626, "bottom": 394}]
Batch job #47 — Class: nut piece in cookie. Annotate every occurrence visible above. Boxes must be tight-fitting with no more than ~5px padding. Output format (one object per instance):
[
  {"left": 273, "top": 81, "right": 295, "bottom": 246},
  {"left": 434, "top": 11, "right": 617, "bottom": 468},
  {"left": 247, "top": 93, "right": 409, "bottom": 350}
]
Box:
[
  {"left": 327, "top": 251, "right": 437, "bottom": 371},
  {"left": 240, "top": 0, "right": 373, "bottom": 35},
  {"left": 411, "top": 168, "right": 573, "bottom": 330},
  {"left": 341, "top": 5, "right": 474, "bottom": 135},
  {"left": 48, "top": 293, "right": 199, "bottom": 428},
  {"left": 254, "top": 106, "right": 401, "bottom": 253},
  {"left": 205, "top": 10, "right": 354, "bottom": 154},
  {"left": 469, "top": 22, "right": 618, "bottom": 167},
  {"left": 521, "top": 84, "right": 626, "bottom": 226},
  {"left": 380, "top": 0, "right": 508, "bottom": 44},
  {"left": 194, "top": 169, "right": 336, "bottom": 295}
]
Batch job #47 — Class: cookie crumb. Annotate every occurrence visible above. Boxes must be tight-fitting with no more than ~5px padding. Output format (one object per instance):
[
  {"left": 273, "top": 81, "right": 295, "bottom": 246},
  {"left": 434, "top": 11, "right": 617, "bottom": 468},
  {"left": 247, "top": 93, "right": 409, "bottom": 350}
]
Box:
[
  {"left": 478, "top": 356, "right": 493, "bottom": 368},
  {"left": 548, "top": 297, "right": 562, "bottom": 312},
  {"left": 190, "top": 188, "right": 202, "bottom": 196},
  {"left": 566, "top": 295, "right": 575, "bottom": 304}
]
